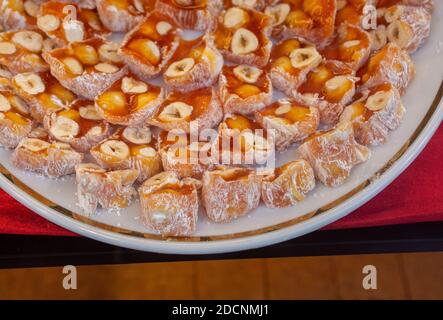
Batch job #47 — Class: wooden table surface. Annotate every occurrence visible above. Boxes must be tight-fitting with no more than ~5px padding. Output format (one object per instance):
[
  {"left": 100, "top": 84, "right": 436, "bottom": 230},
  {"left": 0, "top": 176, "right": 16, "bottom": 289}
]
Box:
[{"left": 1, "top": 221, "right": 443, "bottom": 269}]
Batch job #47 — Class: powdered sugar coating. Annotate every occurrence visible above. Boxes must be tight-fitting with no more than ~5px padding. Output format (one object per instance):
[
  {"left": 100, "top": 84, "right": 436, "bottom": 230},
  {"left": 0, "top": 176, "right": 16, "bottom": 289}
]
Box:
[
  {"left": 255, "top": 104, "right": 320, "bottom": 152},
  {"left": 381, "top": 0, "right": 434, "bottom": 13},
  {"left": 217, "top": 8, "right": 273, "bottom": 68},
  {"left": 271, "top": 0, "right": 337, "bottom": 49},
  {"left": 54, "top": 0, "right": 97, "bottom": 9},
  {"left": 11, "top": 137, "right": 83, "bottom": 178},
  {"left": 119, "top": 11, "right": 182, "bottom": 81},
  {"left": 96, "top": 0, "right": 145, "bottom": 32},
  {"left": 390, "top": 5, "right": 432, "bottom": 53},
  {"left": 269, "top": 38, "right": 320, "bottom": 96},
  {"left": 156, "top": 0, "right": 223, "bottom": 31},
  {"left": 359, "top": 43, "right": 415, "bottom": 95},
  {"left": 202, "top": 166, "right": 262, "bottom": 222},
  {"left": 0, "top": 116, "right": 33, "bottom": 149},
  {"left": 219, "top": 67, "right": 273, "bottom": 115},
  {"left": 269, "top": 66, "right": 308, "bottom": 98},
  {"left": 149, "top": 87, "right": 223, "bottom": 134},
  {"left": 0, "top": 1, "right": 29, "bottom": 31},
  {"left": 227, "top": 0, "right": 278, "bottom": 11},
  {"left": 160, "top": 143, "right": 217, "bottom": 179},
  {"left": 0, "top": 31, "right": 49, "bottom": 74},
  {"left": 43, "top": 102, "right": 113, "bottom": 153},
  {"left": 139, "top": 171, "right": 200, "bottom": 236},
  {"left": 296, "top": 122, "right": 371, "bottom": 187},
  {"left": 0, "top": 0, "right": 434, "bottom": 237},
  {"left": 0, "top": 86, "right": 34, "bottom": 149},
  {"left": 216, "top": 115, "right": 275, "bottom": 166},
  {"left": 95, "top": 77, "right": 166, "bottom": 127},
  {"left": 348, "top": 85, "right": 405, "bottom": 146},
  {"left": 76, "top": 163, "right": 138, "bottom": 215},
  {"left": 163, "top": 35, "right": 224, "bottom": 93},
  {"left": 11, "top": 72, "right": 75, "bottom": 123},
  {"left": 291, "top": 60, "right": 358, "bottom": 128},
  {"left": 322, "top": 23, "right": 371, "bottom": 71},
  {"left": 90, "top": 128, "right": 163, "bottom": 182},
  {"left": 261, "top": 159, "right": 315, "bottom": 208},
  {"left": 42, "top": 39, "right": 128, "bottom": 100}
]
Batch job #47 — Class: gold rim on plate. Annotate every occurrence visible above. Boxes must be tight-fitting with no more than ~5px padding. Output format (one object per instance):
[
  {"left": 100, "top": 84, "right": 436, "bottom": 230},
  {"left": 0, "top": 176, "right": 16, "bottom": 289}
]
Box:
[{"left": 0, "top": 80, "right": 442, "bottom": 242}]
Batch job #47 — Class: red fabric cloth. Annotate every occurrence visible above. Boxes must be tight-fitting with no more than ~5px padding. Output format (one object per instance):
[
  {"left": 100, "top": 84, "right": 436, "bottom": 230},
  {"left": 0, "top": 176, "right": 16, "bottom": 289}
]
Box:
[{"left": 0, "top": 126, "right": 441, "bottom": 237}]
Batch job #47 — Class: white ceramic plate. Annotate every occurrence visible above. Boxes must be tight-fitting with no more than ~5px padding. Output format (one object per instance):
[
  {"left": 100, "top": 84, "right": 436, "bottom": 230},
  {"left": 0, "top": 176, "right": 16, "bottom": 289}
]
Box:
[{"left": 1, "top": 4, "right": 442, "bottom": 254}]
